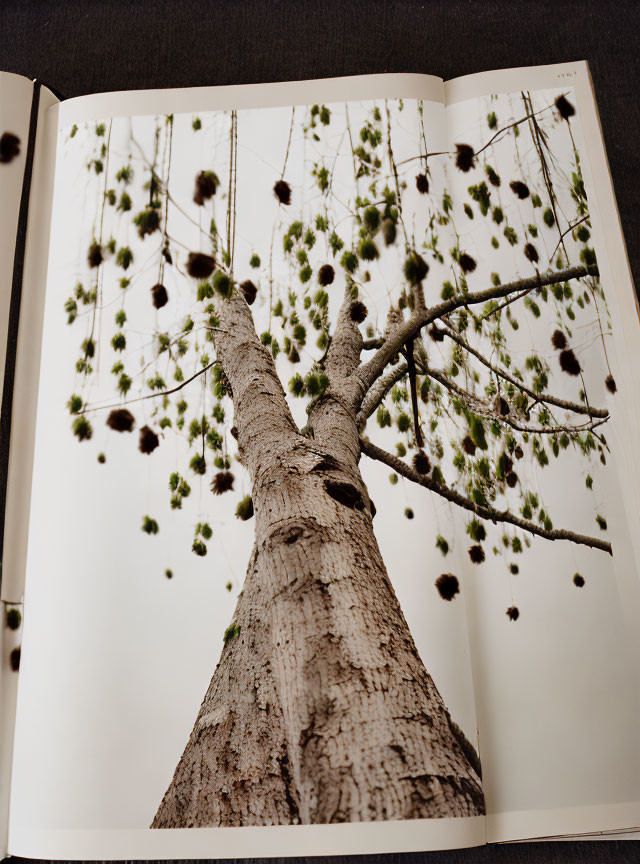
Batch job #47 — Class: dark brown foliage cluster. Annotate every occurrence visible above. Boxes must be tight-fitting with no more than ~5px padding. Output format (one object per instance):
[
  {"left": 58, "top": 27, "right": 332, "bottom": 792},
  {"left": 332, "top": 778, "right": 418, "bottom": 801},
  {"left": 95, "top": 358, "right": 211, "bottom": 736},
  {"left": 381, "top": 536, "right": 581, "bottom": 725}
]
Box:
[
  {"left": 240, "top": 280, "right": 257, "bottom": 305},
  {"left": 0, "top": 132, "right": 21, "bottom": 163},
  {"left": 555, "top": 95, "right": 575, "bottom": 121},
  {"left": 459, "top": 253, "right": 476, "bottom": 274},
  {"left": 139, "top": 425, "right": 159, "bottom": 454},
  {"left": 106, "top": 408, "right": 135, "bottom": 432},
  {"left": 455, "top": 143, "right": 475, "bottom": 172},
  {"left": 6, "top": 608, "right": 21, "bottom": 630},
  {"left": 10, "top": 646, "right": 20, "bottom": 672},
  {"left": 273, "top": 179, "right": 291, "bottom": 205},
  {"left": 509, "top": 180, "right": 530, "bottom": 199},
  {"left": 318, "top": 264, "right": 335, "bottom": 286},
  {"left": 494, "top": 396, "right": 510, "bottom": 416},
  {"left": 559, "top": 348, "right": 581, "bottom": 376},
  {"left": 186, "top": 252, "right": 215, "bottom": 279},
  {"left": 468, "top": 545, "right": 485, "bottom": 564},
  {"left": 87, "top": 242, "right": 103, "bottom": 268},
  {"left": 499, "top": 453, "right": 513, "bottom": 475},
  {"left": 211, "top": 471, "right": 235, "bottom": 495},
  {"left": 415, "top": 173, "right": 429, "bottom": 194},
  {"left": 413, "top": 450, "right": 431, "bottom": 475},
  {"left": 151, "top": 283, "right": 168, "bottom": 309},
  {"left": 350, "top": 301, "right": 368, "bottom": 323},
  {"left": 435, "top": 573, "right": 460, "bottom": 601},
  {"left": 462, "top": 435, "right": 476, "bottom": 456},
  {"left": 551, "top": 330, "right": 582, "bottom": 375},
  {"left": 193, "top": 170, "right": 218, "bottom": 205}
]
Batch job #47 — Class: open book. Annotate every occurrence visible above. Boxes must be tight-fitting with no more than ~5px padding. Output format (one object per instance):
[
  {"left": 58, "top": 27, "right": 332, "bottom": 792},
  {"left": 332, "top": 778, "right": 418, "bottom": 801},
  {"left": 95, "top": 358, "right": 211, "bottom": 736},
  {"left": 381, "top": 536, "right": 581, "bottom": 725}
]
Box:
[{"left": 1, "top": 60, "right": 639, "bottom": 859}]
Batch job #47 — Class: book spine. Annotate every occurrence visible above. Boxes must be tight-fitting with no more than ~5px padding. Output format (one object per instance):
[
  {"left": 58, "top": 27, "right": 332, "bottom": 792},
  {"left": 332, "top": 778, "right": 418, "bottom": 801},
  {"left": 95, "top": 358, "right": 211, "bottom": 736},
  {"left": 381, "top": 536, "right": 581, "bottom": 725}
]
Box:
[{"left": 0, "top": 80, "right": 39, "bottom": 861}]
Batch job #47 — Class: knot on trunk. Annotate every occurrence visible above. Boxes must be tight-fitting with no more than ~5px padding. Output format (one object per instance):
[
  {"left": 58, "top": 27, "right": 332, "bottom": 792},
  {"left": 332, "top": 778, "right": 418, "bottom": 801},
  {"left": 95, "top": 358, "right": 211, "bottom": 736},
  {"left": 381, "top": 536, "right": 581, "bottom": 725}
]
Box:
[
  {"left": 310, "top": 453, "right": 342, "bottom": 473},
  {"left": 266, "top": 516, "right": 321, "bottom": 548},
  {"left": 323, "top": 478, "right": 365, "bottom": 511}
]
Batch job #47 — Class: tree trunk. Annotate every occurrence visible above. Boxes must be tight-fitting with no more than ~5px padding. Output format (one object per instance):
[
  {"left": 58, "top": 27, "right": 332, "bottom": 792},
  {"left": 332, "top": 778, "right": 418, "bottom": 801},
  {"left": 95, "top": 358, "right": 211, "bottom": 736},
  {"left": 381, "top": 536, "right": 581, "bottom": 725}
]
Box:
[
  {"left": 151, "top": 292, "right": 484, "bottom": 827},
  {"left": 152, "top": 448, "right": 484, "bottom": 826}
]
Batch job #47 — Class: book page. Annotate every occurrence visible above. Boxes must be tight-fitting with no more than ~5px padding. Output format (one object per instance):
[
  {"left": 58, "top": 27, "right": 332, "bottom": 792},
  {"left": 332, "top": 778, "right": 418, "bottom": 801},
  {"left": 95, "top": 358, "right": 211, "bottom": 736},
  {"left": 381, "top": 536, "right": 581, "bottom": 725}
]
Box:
[
  {"left": 442, "top": 62, "right": 640, "bottom": 842},
  {"left": 0, "top": 81, "right": 59, "bottom": 607},
  {"left": 0, "top": 71, "right": 33, "bottom": 862},
  {"left": 0, "top": 73, "right": 59, "bottom": 862},
  {"left": 7, "top": 75, "right": 487, "bottom": 859}
]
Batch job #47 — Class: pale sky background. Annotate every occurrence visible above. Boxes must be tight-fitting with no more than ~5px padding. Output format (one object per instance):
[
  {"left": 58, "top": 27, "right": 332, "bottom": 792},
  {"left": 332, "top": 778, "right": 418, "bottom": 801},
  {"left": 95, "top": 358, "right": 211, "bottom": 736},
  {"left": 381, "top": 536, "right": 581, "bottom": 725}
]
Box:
[{"left": 8, "top": 83, "right": 640, "bottom": 841}]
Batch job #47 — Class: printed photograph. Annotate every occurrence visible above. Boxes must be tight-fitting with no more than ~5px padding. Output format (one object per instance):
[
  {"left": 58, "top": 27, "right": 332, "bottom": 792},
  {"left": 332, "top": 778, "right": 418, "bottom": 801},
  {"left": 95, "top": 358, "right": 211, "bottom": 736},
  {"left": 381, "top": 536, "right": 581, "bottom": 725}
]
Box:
[{"left": 10, "top": 84, "right": 634, "bottom": 835}]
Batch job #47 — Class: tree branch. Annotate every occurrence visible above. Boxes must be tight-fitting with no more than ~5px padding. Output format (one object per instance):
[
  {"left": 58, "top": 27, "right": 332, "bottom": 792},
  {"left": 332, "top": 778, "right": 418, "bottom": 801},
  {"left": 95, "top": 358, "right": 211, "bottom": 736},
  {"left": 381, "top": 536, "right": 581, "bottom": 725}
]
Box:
[
  {"left": 474, "top": 97, "right": 560, "bottom": 157},
  {"left": 421, "top": 364, "right": 609, "bottom": 436},
  {"left": 362, "top": 337, "right": 384, "bottom": 350},
  {"left": 358, "top": 360, "right": 408, "bottom": 426},
  {"left": 404, "top": 340, "right": 424, "bottom": 447},
  {"left": 439, "top": 321, "right": 608, "bottom": 419},
  {"left": 395, "top": 150, "right": 450, "bottom": 167},
  {"left": 479, "top": 287, "right": 534, "bottom": 322},
  {"left": 309, "top": 291, "right": 365, "bottom": 467},
  {"left": 360, "top": 438, "right": 612, "bottom": 555},
  {"left": 325, "top": 290, "right": 363, "bottom": 381},
  {"left": 80, "top": 359, "right": 219, "bottom": 415},
  {"left": 213, "top": 290, "right": 300, "bottom": 476},
  {"left": 356, "top": 264, "right": 598, "bottom": 396},
  {"left": 548, "top": 215, "right": 590, "bottom": 263}
]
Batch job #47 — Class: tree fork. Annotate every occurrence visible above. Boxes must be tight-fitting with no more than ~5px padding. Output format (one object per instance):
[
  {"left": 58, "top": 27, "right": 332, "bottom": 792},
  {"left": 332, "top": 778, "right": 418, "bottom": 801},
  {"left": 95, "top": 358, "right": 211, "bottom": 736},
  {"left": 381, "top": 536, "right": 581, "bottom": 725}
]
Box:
[{"left": 358, "top": 264, "right": 599, "bottom": 395}]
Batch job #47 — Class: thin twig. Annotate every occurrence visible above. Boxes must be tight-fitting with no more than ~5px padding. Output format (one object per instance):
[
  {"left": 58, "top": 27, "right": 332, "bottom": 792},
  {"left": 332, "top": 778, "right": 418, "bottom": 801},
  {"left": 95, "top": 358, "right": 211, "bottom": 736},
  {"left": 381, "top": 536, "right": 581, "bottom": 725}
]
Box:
[{"left": 80, "top": 360, "right": 219, "bottom": 415}]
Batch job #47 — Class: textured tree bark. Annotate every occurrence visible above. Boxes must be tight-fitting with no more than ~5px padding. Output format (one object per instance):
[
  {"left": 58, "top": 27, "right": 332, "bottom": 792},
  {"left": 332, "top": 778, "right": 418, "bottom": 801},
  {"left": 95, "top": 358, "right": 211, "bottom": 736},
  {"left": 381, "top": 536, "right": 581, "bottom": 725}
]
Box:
[{"left": 151, "top": 292, "right": 484, "bottom": 827}]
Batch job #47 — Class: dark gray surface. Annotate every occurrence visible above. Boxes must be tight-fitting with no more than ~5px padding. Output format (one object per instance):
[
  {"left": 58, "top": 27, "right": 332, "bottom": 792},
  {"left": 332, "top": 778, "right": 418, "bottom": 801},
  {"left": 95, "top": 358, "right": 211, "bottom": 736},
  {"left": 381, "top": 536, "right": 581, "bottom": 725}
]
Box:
[{"left": 1, "top": 1, "right": 638, "bottom": 862}]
